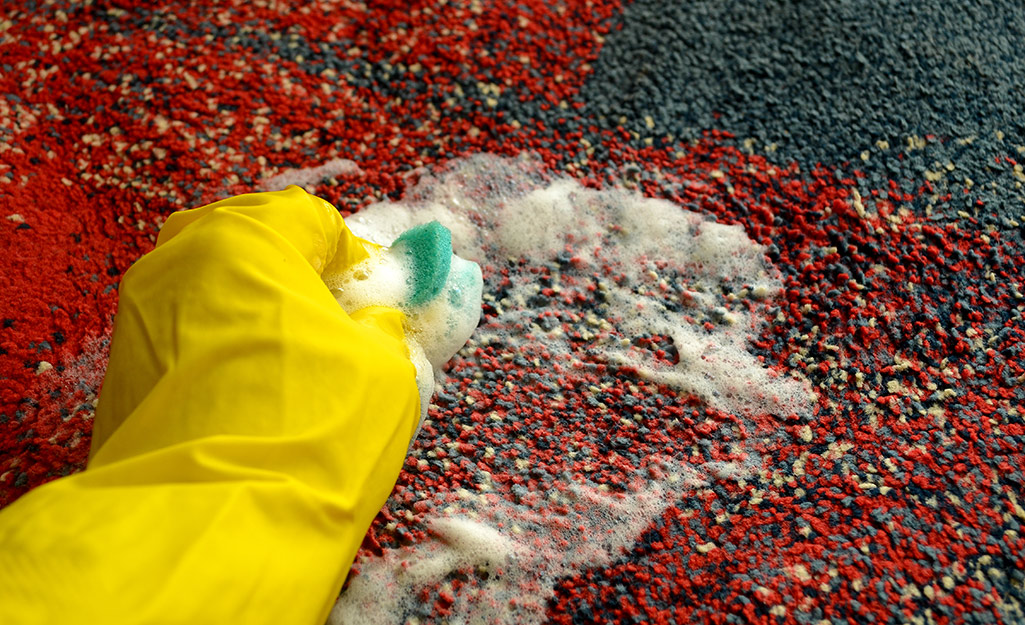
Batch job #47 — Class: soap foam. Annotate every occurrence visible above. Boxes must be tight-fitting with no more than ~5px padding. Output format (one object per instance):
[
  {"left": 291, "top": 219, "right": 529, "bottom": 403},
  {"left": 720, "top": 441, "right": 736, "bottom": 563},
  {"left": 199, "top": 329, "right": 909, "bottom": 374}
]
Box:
[
  {"left": 345, "top": 154, "right": 811, "bottom": 418},
  {"left": 330, "top": 476, "right": 673, "bottom": 625},
  {"left": 327, "top": 154, "right": 814, "bottom": 623}
]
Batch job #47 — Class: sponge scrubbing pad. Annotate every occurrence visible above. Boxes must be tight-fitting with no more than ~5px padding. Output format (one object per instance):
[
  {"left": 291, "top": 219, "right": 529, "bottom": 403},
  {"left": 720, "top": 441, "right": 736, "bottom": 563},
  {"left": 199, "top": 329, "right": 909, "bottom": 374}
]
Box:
[
  {"left": 323, "top": 221, "right": 484, "bottom": 437},
  {"left": 391, "top": 221, "right": 453, "bottom": 307}
]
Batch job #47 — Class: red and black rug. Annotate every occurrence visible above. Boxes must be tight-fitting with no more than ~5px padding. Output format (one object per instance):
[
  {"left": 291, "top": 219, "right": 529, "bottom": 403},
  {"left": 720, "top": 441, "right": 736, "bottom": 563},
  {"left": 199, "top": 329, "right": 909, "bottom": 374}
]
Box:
[{"left": 2, "top": 1, "right": 1023, "bottom": 623}]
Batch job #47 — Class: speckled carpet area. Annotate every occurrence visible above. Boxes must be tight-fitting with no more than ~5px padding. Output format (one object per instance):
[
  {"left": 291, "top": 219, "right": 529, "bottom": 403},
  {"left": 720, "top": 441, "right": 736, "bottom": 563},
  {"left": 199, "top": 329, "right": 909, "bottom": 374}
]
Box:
[{"left": 2, "top": 1, "right": 1024, "bottom": 623}]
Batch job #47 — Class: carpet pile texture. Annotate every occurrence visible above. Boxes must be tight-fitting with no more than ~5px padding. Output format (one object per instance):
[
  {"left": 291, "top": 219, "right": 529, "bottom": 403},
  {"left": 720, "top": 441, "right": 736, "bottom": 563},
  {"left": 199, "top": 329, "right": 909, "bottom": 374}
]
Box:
[{"left": 1, "top": 1, "right": 1023, "bottom": 623}]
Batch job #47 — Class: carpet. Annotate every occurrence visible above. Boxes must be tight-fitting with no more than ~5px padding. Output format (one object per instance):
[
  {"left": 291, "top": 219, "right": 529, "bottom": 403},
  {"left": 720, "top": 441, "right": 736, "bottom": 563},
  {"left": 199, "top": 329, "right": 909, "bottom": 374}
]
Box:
[{"left": 1, "top": 1, "right": 1023, "bottom": 623}]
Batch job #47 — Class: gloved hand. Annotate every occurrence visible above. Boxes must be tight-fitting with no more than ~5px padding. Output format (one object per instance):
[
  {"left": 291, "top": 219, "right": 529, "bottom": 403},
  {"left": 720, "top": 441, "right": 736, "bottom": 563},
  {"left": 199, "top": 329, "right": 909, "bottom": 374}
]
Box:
[{"left": 0, "top": 186, "right": 421, "bottom": 624}]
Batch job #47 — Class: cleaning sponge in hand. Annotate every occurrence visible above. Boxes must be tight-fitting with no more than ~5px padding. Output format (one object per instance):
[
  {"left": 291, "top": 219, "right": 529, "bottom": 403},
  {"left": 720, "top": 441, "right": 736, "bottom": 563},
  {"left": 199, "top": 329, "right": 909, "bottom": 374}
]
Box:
[{"left": 323, "top": 220, "right": 484, "bottom": 435}]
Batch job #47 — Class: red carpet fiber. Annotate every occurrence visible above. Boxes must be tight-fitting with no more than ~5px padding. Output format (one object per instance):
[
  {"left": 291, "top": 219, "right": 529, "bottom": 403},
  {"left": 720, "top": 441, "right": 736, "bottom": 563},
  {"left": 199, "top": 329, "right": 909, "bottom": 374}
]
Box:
[{"left": 1, "top": 1, "right": 1024, "bottom": 623}]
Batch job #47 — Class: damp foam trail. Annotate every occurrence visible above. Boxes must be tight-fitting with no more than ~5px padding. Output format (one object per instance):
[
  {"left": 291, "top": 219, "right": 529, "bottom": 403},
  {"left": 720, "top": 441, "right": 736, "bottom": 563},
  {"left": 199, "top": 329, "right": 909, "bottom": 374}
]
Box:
[
  {"left": 330, "top": 475, "right": 678, "bottom": 625},
  {"left": 330, "top": 154, "right": 814, "bottom": 623},
  {"left": 260, "top": 158, "right": 362, "bottom": 192}
]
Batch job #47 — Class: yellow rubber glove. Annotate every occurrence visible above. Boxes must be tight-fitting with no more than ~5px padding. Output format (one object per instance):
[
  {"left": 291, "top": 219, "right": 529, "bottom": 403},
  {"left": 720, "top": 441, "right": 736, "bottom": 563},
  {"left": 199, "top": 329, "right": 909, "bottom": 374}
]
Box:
[{"left": 0, "top": 186, "right": 420, "bottom": 624}]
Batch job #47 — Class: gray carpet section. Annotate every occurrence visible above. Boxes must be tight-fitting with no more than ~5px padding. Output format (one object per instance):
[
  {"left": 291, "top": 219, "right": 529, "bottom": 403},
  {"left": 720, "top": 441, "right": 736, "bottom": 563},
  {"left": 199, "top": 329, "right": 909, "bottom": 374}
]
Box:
[{"left": 583, "top": 0, "right": 1025, "bottom": 167}]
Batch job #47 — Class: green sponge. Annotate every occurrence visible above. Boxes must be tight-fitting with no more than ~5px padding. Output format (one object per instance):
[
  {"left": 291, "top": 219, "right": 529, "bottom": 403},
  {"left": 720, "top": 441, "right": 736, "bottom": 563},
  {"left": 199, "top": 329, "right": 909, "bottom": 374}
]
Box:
[{"left": 391, "top": 221, "right": 453, "bottom": 307}]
